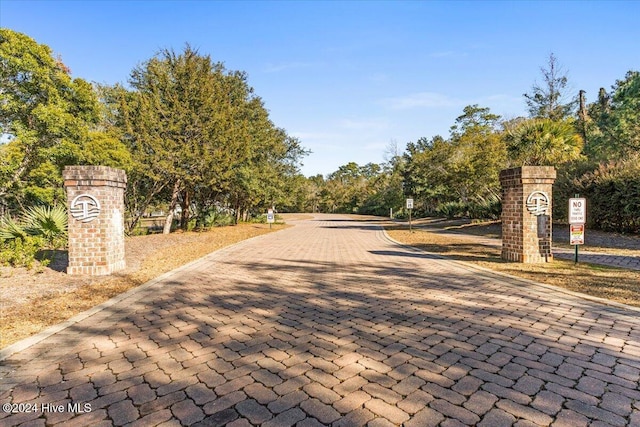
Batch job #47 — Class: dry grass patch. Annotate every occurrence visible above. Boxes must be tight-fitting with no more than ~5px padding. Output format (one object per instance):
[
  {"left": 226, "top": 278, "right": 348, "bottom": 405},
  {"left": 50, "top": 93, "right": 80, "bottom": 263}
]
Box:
[
  {"left": 1, "top": 223, "right": 288, "bottom": 348},
  {"left": 387, "top": 227, "right": 640, "bottom": 308}
]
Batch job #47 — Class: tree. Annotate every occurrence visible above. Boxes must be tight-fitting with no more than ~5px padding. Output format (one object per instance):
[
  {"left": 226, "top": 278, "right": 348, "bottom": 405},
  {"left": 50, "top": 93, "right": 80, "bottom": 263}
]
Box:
[
  {"left": 504, "top": 117, "right": 583, "bottom": 166},
  {"left": 403, "top": 105, "right": 506, "bottom": 216},
  {"left": 120, "top": 47, "right": 249, "bottom": 232},
  {"left": 117, "top": 46, "right": 306, "bottom": 232},
  {"left": 0, "top": 29, "right": 129, "bottom": 211},
  {"left": 524, "top": 53, "right": 576, "bottom": 120},
  {"left": 445, "top": 105, "right": 506, "bottom": 203},
  {"left": 606, "top": 71, "right": 640, "bottom": 151}
]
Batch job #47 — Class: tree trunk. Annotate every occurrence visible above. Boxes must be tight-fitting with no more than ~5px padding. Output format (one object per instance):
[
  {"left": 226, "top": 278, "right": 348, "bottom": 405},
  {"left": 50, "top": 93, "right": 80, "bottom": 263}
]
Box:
[
  {"left": 235, "top": 204, "right": 241, "bottom": 224},
  {"left": 578, "top": 89, "right": 588, "bottom": 143},
  {"left": 180, "top": 190, "right": 190, "bottom": 231},
  {"left": 163, "top": 180, "right": 181, "bottom": 234},
  {"left": 125, "top": 180, "right": 167, "bottom": 234}
]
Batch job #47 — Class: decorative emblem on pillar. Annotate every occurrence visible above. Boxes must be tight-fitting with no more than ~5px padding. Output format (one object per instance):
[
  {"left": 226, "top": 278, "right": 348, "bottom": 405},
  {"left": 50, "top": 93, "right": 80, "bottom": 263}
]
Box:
[
  {"left": 526, "top": 191, "right": 550, "bottom": 216},
  {"left": 70, "top": 194, "right": 101, "bottom": 222}
]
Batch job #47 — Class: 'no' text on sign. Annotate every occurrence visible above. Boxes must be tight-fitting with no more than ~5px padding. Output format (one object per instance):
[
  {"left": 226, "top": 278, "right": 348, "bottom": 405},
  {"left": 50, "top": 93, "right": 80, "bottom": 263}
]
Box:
[{"left": 568, "top": 198, "right": 586, "bottom": 224}]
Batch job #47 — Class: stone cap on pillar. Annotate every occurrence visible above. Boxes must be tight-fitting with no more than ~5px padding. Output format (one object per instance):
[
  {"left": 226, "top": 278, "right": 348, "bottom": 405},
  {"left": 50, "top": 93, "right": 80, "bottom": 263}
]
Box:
[{"left": 63, "top": 166, "right": 127, "bottom": 189}]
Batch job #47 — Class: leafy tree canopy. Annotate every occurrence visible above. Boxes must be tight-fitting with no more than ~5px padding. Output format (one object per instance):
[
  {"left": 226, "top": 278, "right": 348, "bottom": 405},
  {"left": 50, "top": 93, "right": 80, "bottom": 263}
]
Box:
[{"left": 0, "top": 29, "right": 128, "bottom": 209}]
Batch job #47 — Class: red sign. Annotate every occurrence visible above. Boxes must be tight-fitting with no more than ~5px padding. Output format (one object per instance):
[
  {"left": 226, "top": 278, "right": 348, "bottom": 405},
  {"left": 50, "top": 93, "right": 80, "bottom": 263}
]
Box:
[{"left": 570, "top": 224, "right": 585, "bottom": 245}]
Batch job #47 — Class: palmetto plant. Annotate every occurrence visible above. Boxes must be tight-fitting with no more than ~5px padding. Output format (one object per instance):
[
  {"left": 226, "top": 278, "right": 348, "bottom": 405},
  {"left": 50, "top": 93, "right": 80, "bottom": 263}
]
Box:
[
  {"left": 0, "top": 205, "right": 67, "bottom": 268},
  {"left": 22, "top": 205, "right": 68, "bottom": 248},
  {"left": 505, "top": 118, "right": 584, "bottom": 166},
  {"left": 0, "top": 205, "right": 68, "bottom": 248},
  {"left": 0, "top": 215, "right": 28, "bottom": 241}
]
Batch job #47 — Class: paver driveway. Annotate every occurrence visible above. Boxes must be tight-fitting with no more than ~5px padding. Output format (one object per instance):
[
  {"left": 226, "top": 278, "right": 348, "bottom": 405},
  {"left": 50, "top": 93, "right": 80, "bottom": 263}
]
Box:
[{"left": 1, "top": 214, "right": 639, "bottom": 426}]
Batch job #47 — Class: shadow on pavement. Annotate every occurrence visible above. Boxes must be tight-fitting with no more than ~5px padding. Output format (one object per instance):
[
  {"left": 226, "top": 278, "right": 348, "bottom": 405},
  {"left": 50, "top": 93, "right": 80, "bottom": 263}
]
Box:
[{"left": 1, "top": 229, "right": 639, "bottom": 426}]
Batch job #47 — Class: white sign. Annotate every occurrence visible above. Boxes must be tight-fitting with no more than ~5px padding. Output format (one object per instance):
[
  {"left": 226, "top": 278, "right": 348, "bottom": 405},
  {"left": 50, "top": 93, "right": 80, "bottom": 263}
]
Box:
[
  {"left": 406, "top": 198, "right": 414, "bottom": 209},
  {"left": 568, "top": 198, "right": 586, "bottom": 224},
  {"left": 526, "top": 191, "right": 550, "bottom": 216},
  {"left": 570, "top": 224, "right": 585, "bottom": 245},
  {"left": 70, "top": 194, "right": 101, "bottom": 222},
  {"left": 266, "top": 209, "right": 275, "bottom": 223}
]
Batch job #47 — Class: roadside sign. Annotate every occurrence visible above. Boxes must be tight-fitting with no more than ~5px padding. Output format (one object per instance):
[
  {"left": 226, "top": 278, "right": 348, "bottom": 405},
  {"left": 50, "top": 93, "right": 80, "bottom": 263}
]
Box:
[
  {"left": 267, "top": 209, "right": 274, "bottom": 224},
  {"left": 570, "top": 224, "right": 585, "bottom": 245},
  {"left": 569, "top": 198, "right": 586, "bottom": 224},
  {"left": 406, "top": 198, "right": 413, "bottom": 209}
]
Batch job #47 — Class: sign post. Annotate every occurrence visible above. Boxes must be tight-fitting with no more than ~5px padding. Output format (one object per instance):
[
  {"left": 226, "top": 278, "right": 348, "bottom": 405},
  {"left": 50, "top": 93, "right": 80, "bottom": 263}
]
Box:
[
  {"left": 267, "top": 208, "right": 275, "bottom": 229},
  {"left": 406, "top": 198, "right": 413, "bottom": 232},
  {"left": 568, "top": 195, "right": 586, "bottom": 264}
]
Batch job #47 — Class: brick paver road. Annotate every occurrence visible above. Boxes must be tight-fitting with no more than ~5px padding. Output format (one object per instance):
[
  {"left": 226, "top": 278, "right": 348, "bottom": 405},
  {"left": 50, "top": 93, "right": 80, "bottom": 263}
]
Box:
[{"left": 1, "top": 214, "right": 639, "bottom": 426}]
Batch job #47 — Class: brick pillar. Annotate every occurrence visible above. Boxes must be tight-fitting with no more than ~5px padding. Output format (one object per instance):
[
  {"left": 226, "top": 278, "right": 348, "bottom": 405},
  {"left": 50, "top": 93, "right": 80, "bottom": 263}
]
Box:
[
  {"left": 63, "top": 166, "right": 127, "bottom": 275},
  {"left": 499, "top": 166, "right": 556, "bottom": 263}
]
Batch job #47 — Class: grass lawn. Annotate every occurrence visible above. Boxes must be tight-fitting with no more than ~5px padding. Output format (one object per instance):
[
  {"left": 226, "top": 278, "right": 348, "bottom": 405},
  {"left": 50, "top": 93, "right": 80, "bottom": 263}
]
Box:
[{"left": 385, "top": 222, "right": 640, "bottom": 309}]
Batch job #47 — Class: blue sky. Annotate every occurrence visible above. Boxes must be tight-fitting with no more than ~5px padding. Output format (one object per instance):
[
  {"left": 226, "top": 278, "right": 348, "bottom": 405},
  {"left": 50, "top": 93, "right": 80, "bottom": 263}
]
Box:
[{"left": 1, "top": 1, "right": 639, "bottom": 177}]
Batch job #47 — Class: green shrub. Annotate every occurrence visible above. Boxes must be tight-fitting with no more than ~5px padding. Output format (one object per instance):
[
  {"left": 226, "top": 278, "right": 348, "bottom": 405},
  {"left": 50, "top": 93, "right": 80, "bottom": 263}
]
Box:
[
  {"left": 0, "top": 235, "right": 45, "bottom": 269},
  {"left": 0, "top": 204, "right": 68, "bottom": 267},
  {"left": 465, "top": 199, "right": 501, "bottom": 220},
  {"left": 0, "top": 215, "right": 28, "bottom": 240},
  {"left": 22, "top": 205, "right": 68, "bottom": 248},
  {"left": 572, "top": 157, "right": 640, "bottom": 233},
  {"left": 437, "top": 201, "right": 466, "bottom": 219}
]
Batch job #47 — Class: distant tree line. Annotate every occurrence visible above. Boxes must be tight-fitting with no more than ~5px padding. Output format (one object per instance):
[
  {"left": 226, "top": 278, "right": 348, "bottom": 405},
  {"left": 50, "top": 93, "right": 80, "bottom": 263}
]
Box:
[
  {"left": 1, "top": 28, "right": 638, "bottom": 241},
  {"left": 0, "top": 29, "right": 308, "bottom": 236},
  {"left": 293, "top": 55, "right": 639, "bottom": 233}
]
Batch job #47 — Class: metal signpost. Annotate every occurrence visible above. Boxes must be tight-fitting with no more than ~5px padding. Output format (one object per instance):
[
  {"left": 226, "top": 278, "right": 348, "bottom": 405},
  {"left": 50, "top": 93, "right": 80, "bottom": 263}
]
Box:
[
  {"left": 568, "top": 196, "right": 586, "bottom": 263},
  {"left": 267, "top": 208, "right": 275, "bottom": 229},
  {"left": 406, "top": 198, "right": 413, "bottom": 232}
]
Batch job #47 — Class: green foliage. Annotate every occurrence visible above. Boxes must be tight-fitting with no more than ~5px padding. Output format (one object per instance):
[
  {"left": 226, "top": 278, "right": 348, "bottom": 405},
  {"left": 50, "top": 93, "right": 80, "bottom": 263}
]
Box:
[
  {"left": 0, "top": 235, "right": 45, "bottom": 269},
  {"left": 434, "top": 198, "right": 500, "bottom": 221},
  {"left": 504, "top": 118, "right": 584, "bottom": 166},
  {"left": 437, "top": 201, "right": 465, "bottom": 219},
  {"left": 465, "top": 198, "right": 502, "bottom": 220},
  {"left": 403, "top": 105, "right": 506, "bottom": 216},
  {"left": 584, "top": 71, "right": 640, "bottom": 159},
  {"left": 21, "top": 204, "right": 68, "bottom": 248},
  {"left": 116, "top": 46, "right": 307, "bottom": 232},
  {"left": 194, "top": 207, "right": 235, "bottom": 229},
  {"left": 2, "top": 30, "right": 636, "bottom": 241},
  {"left": 0, "top": 214, "right": 27, "bottom": 240},
  {"left": 0, "top": 204, "right": 67, "bottom": 267},
  {"left": 572, "top": 157, "right": 640, "bottom": 233},
  {"left": 0, "top": 29, "right": 130, "bottom": 212}
]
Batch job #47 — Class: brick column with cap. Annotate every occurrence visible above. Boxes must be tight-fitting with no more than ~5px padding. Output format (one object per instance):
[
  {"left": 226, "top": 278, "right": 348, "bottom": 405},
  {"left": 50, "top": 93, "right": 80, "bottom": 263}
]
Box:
[
  {"left": 63, "top": 166, "right": 127, "bottom": 275},
  {"left": 499, "top": 166, "right": 556, "bottom": 263}
]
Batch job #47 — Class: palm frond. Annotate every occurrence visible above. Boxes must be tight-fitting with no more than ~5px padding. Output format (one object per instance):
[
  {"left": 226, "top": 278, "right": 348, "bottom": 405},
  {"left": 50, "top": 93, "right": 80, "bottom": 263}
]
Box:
[
  {"left": 0, "top": 215, "right": 27, "bottom": 241},
  {"left": 22, "top": 205, "right": 68, "bottom": 244}
]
